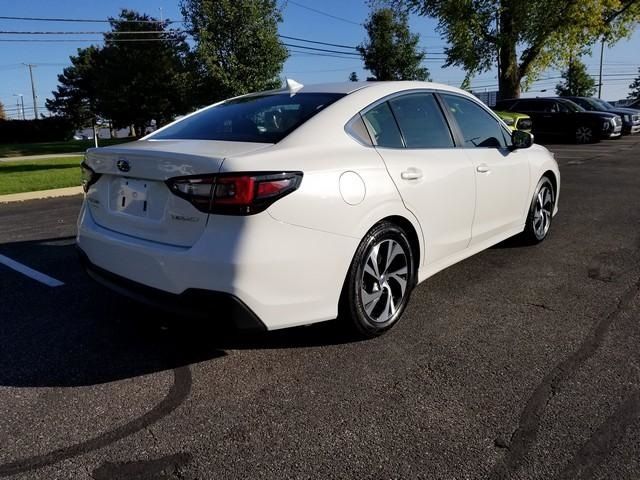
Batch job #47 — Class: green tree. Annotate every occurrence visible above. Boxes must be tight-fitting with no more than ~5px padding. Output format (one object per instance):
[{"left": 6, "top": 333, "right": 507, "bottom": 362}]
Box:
[
  {"left": 628, "top": 67, "right": 640, "bottom": 99},
  {"left": 46, "top": 46, "right": 101, "bottom": 129},
  {"left": 96, "top": 10, "right": 192, "bottom": 135},
  {"left": 406, "top": 0, "right": 640, "bottom": 98},
  {"left": 181, "top": 0, "right": 288, "bottom": 104},
  {"left": 357, "top": 6, "right": 430, "bottom": 81},
  {"left": 349, "top": 71, "right": 359, "bottom": 82},
  {"left": 555, "top": 58, "right": 597, "bottom": 96}
]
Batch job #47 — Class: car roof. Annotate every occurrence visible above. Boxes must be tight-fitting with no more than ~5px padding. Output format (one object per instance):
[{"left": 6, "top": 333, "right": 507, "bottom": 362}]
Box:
[{"left": 270, "top": 80, "right": 472, "bottom": 96}]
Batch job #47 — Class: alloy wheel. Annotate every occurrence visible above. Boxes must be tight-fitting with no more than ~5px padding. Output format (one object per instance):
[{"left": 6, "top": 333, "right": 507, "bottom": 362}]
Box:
[
  {"left": 533, "top": 183, "right": 554, "bottom": 239},
  {"left": 359, "top": 239, "right": 409, "bottom": 323},
  {"left": 576, "top": 126, "right": 593, "bottom": 144}
]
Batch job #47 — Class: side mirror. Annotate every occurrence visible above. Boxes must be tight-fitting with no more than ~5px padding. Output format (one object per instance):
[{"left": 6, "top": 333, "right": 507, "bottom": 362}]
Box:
[{"left": 511, "top": 129, "right": 533, "bottom": 150}]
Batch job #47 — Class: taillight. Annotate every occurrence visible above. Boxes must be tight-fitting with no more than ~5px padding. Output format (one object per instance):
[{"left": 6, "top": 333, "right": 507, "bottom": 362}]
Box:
[
  {"left": 166, "top": 172, "right": 303, "bottom": 215},
  {"left": 80, "top": 160, "right": 101, "bottom": 192}
]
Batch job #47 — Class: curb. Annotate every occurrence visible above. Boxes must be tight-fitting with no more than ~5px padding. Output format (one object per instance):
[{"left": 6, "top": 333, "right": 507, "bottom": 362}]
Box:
[{"left": 0, "top": 186, "right": 83, "bottom": 204}]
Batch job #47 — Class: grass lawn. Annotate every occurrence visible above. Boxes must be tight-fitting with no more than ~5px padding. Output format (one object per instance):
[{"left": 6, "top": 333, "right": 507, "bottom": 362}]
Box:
[
  {"left": 0, "top": 157, "right": 83, "bottom": 195},
  {"left": 0, "top": 137, "right": 135, "bottom": 158}
]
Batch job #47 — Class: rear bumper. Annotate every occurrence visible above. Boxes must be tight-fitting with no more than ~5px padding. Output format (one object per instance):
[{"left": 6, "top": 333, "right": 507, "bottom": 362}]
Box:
[
  {"left": 76, "top": 201, "right": 358, "bottom": 330},
  {"left": 78, "top": 248, "right": 267, "bottom": 331}
]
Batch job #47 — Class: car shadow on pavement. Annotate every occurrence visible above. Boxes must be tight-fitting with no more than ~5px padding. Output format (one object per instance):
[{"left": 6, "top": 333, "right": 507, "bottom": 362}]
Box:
[{"left": 0, "top": 238, "right": 356, "bottom": 389}]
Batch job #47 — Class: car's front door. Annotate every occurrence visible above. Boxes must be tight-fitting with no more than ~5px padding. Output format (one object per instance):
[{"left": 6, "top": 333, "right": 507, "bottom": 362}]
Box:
[
  {"left": 439, "top": 93, "right": 530, "bottom": 246},
  {"left": 362, "top": 92, "right": 476, "bottom": 265}
]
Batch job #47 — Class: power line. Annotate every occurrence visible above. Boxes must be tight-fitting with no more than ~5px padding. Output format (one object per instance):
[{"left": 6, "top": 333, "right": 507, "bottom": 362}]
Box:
[
  {"left": 0, "top": 38, "right": 183, "bottom": 43},
  {"left": 287, "top": 0, "right": 362, "bottom": 26},
  {"left": 285, "top": 67, "right": 361, "bottom": 73},
  {"left": 280, "top": 34, "right": 357, "bottom": 50},
  {"left": 288, "top": 49, "right": 361, "bottom": 60},
  {"left": 282, "top": 42, "right": 359, "bottom": 56},
  {"left": 0, "top": 29, "right": 448, "bottom": 54},
  {"left": 0, "top": 30, "right": 181, "bottom": 35},
  {"left": 0, "top": 15, "right": 181, "bottom": 24}
]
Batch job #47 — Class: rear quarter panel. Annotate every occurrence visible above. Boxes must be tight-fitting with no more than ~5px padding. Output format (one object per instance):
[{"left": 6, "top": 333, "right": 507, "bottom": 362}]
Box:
[{"left": 526, "top": 144, "right": 561, "bottom": 217}]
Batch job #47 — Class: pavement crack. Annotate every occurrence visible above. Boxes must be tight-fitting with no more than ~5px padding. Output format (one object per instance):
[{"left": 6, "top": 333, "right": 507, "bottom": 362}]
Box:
[
  {"left": 147, "top": 426, "right": 159, "bottom": 450},
  {"left": 0, "top": 367, "right": 192, "bottom": 478},
  {"left": 488, "top": 276, "right": 640, "bottom": 479},
  {"left": 525, "top": 302, "right": 557, "bottom": 312},
  {"left": 556, "top": 391, "right": 640, "bottom": 480}
]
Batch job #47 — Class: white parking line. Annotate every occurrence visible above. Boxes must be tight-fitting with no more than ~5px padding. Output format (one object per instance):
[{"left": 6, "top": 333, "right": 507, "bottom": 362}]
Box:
[{"left": 0, "top": 254, "right": 65, "bottom": 287}]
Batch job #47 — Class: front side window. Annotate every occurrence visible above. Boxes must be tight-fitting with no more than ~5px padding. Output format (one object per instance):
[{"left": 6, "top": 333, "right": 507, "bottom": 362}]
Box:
[
  {"left": 151, "top": 92, "right": 345, "bottom": 143},
  {"left": 441, "top": 94, "right": 506, "bottom": 148},
  {"left": 571, "top": 98, "right": 596, "bottom": 111},
  {"left": 388, "top": 93, "right": 454, "bottom": 148},
  {"left": 560, "top": 99, "right": 584, "bottom": 112},
  {"left": 362, "top": 102, "right": 404, "bottom": 148}
]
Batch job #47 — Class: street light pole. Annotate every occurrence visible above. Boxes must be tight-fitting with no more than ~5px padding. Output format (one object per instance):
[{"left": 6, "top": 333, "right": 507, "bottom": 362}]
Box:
[
  {"left": 598, "top": 37, "right": 605, "bottom": 99},
  {"left": 12, "top": 94, "right": 25, "bottom": 120},
  {"left": 23, "top": 63, "right": 38, "bottom": 118}
]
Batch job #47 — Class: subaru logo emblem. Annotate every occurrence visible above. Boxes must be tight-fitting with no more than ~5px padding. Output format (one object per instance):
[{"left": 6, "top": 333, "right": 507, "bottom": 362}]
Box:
[{"left": 116, "top": 158, "right": 130, "bottom": 173}]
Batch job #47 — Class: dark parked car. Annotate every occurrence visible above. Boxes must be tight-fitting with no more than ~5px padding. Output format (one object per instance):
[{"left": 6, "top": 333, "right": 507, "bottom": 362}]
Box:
[
  {"left": 495, "top": 97, "right": 622, "bottom": 144},
  {"left": 625, "top": 98, "right": 640, "bottom": 110},
  {"left": 565, "top": 96, "right": 640, "bottom": 135}
]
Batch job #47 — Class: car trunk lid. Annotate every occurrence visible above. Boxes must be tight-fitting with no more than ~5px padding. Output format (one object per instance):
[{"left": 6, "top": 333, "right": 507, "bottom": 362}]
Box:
[{"left": 84, "top": 139, "right": 271, "bottom": 247}]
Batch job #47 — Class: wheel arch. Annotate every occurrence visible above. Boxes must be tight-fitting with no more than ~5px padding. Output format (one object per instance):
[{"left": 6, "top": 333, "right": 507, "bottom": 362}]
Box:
[
  {"left": 542, "top": 169, "right": 557, "bottom": 193},
  {"left": 352, "top": 204, "right": 425, "bottom": 271},
  {"left": 380, "top": 215, "right": 421, "bottom": 274}
]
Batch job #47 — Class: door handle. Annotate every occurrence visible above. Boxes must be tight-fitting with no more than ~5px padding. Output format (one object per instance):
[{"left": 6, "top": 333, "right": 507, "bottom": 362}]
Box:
[
  {"left": 476, "top": 164, "right": 491, "bottom": 173},
  {"left": 401, "top": 168, "right": 423, "bottom": 180}
]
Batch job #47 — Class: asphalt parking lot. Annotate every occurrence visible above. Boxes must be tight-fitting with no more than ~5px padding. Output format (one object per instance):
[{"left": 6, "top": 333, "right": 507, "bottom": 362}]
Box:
[{"left": 1, "top": 135, "right": 639, "bottom": 479}]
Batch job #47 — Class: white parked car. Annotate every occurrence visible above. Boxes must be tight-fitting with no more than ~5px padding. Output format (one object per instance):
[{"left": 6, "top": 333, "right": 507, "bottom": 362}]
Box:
[{"left": 77, "top": 81, "right": 560, "bottom": 337}]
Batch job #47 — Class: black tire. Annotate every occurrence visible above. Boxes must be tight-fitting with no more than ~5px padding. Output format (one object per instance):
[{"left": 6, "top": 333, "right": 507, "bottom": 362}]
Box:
[
  {"left": 339, "top": 221, "right": 415, "bottom": 338},
  {"left": 521, "top": 176, "right": 555, "bottom": 245}
]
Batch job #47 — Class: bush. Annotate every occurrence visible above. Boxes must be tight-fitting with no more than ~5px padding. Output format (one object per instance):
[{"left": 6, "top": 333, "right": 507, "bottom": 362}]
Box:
[{"left": 0, "top": 117, "right": 75, "bottom": 144}]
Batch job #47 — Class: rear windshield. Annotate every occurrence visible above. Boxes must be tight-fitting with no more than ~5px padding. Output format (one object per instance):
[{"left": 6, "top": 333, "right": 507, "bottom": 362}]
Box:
[{"left": 151, "top": 92, "right": 345, "bottom": 143}]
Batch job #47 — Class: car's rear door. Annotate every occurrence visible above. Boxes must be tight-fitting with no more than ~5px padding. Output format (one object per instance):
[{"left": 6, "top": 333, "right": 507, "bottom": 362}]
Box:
[
  {"left": 362, "top": 91, "right": 476, "bottom": 265},
  {"left": 438, "top": 93, "right": 530, "bottom": 246}
]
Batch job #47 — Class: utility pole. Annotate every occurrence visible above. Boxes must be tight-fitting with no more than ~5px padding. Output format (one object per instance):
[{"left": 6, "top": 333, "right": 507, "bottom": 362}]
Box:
[
  {"left": 23, "top": 63, "right": 38, "bottom": 118},
  {"left": 568, "top": 52, "right": 573, "bottom": 95},
  {"left": 598, "top": 37, "right": 605, "bottom": 99}
]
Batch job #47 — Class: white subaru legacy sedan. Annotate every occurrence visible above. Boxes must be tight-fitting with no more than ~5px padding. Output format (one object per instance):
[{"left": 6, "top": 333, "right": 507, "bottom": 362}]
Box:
[{"left": 77, "top": 81, "right": 559, "bottom": 337}]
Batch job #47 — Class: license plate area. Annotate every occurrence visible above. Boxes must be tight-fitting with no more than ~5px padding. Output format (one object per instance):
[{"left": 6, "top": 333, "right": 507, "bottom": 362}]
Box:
[{"left": 116, "top": 178, "right": 149, "bottom": 217}]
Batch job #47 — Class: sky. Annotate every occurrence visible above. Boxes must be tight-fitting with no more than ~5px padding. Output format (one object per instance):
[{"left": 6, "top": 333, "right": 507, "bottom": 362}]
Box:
[{"left": 1, "top": 0, "right": 638, "bottom": 119}]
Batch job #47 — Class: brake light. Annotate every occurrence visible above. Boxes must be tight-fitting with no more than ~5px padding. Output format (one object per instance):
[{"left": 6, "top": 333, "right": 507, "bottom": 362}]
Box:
[
  {"left": 167, "top": 172, "right": 303, "bottom": 215},
  {"left": 214, "top": 176, "right": 255, "bottom": 205},
  {"left": 168, "top": 176, "right": 215, "bottom": 211}
]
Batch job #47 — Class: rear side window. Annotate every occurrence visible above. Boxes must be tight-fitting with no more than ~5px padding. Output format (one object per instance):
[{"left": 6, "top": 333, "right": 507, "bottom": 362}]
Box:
[
  {"left": 515, "top": 99, "right": 544, "bottom": 112},
  {"left": 441, "top": 94, "right": 507, "bottom": 148},
  {"left": 362, "top": 102, "right": 404, "bottom": 148},
  {"left": 388, "top": 93, "right": 454, "bottom": 148},
  {"left": 151, "top": 92, "right": 345, "bottom": 143}
]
